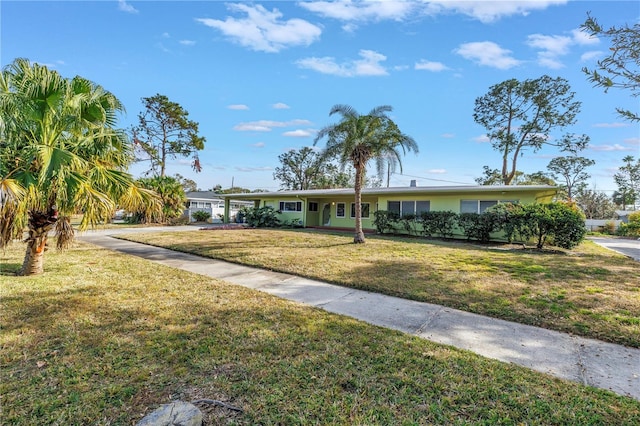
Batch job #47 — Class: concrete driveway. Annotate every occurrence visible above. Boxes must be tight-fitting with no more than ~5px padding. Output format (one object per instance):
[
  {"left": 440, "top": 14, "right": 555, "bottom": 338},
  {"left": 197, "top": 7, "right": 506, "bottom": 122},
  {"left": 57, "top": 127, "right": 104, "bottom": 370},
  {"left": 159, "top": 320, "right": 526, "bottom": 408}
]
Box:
[{"left": 589, "top": 237, "right": 640, "bottom": 261}]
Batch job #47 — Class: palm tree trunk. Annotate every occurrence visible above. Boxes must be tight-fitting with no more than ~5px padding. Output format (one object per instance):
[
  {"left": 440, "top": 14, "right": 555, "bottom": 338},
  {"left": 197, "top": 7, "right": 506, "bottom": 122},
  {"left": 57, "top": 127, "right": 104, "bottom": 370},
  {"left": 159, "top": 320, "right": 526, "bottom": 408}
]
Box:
[
  {"left": 19, "top": 209, "right": 58, "bottom": 276},
  {"left": 354, "top": 166, "right": 366, "bottom": 244},
  {"left": 20, "top": 228, "right": 48, "bottom": 276}
]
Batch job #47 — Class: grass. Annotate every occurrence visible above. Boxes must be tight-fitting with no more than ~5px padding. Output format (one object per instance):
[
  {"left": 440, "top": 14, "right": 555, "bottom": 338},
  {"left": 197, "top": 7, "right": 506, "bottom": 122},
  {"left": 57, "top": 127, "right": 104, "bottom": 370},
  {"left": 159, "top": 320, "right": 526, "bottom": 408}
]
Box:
[
  {"left": 1, "top": 240, "right": 639, "bottom": 425},
  {"left": 118, "top": 228, "right": 640, "bottom": 348}
]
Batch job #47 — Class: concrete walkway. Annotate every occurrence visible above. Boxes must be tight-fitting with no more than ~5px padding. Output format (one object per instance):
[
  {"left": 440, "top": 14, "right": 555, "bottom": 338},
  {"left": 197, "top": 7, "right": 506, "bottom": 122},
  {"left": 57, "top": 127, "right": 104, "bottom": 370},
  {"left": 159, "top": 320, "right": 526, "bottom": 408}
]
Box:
[{"left": 79, "top": 230, "right": 640, "bottom": 401}]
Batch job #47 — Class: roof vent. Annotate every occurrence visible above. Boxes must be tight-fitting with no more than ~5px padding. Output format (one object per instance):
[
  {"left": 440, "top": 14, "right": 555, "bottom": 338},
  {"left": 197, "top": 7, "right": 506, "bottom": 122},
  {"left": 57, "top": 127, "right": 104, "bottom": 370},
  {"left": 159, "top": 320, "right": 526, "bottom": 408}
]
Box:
[{"left": 410, "top": 180, "right": 417, "bottom": 187}]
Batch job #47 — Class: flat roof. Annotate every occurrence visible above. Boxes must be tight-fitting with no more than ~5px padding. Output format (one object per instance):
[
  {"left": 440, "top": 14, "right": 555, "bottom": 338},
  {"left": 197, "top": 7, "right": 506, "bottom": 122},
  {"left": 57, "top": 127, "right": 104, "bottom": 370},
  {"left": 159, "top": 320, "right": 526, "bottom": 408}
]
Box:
[{"left": 220, "top": 185, "right": 557, "bottom": 199}]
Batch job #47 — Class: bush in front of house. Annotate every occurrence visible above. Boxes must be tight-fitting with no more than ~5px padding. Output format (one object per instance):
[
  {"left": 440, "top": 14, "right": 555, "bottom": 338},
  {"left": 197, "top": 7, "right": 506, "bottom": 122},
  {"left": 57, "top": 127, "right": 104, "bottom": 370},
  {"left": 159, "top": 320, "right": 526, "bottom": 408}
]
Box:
[
  {"left": 457, "top": 211, "right": 503, "bottom": 243},
  {"left": 191, "top": 211, "right": 211, "bottom": 222},
  {"left": 501, "top": 202, "right": 587, "bottom": 249},
  {"left": 241, "top": 206, "right": 281, "bottom": 228},
  {"left": 373, "top": 210, "right": 400, "bottom": 234},
  {"left": 617, "top": 211, "right": 640, "bottom": 237},
  {"left": 420, "top": 210, "right": 458, "bottom": 239}
]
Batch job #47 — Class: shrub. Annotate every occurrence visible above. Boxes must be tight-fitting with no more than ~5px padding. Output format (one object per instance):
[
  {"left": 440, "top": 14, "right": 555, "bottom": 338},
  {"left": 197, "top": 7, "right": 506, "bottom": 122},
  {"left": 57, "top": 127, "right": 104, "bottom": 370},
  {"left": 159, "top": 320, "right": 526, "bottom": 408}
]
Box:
[
  {"left": 241, "top": 206, "right": 281, "bottom": 228},
  {"left": 420, "top": 211, "right": 457, "bottom": 238},
  {"left": 602, "top": 221, "right": 617, "bottom": 235},
  {"left": 457, "top": 211, "right": 502, "bottom": 243},
  {"left": 617, "top": 211, "right": 640, "bottom": 237},
  {"left": 508, "top": 202, "right": 586, "bottom": 249},
  {"left": 191, "top": 211, "right": 211, "bottom": 222},
  {"left": 373, "top": 210, "right": 399, "bottom": 234},
  {"left": 400, "top": 214, "right": 420, "bottom": 236}
]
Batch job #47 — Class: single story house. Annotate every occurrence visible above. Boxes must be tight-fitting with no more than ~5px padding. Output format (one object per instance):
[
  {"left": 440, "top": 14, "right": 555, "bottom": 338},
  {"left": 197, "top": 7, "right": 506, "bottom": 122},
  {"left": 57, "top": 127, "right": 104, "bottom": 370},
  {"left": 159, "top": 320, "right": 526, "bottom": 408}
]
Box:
[
  {"left": 184, "top": 191, "right": 253, "bottom": 223},
  {"left": 220, "top": 185, "right": 558, "bottom": 231}
]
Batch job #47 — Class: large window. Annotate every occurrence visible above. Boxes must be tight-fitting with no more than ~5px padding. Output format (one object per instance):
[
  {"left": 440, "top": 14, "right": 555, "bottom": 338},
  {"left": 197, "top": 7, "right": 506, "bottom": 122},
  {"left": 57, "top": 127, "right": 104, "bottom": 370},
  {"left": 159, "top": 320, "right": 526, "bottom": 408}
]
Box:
[
  {"left": 387, "top": 200, "right": 430, "bottom": 216},
  {"left": 279, "top": 201, "right": 302, "bottom": 212},
  {"left": 460, "top": 200, "right": 517, "bottom": 214},
  {"left": 350, "top": 203, "right": 370, "bottom": 218},
  {"left": 336, "top": 203, "right": 346, "bottom": 217}
]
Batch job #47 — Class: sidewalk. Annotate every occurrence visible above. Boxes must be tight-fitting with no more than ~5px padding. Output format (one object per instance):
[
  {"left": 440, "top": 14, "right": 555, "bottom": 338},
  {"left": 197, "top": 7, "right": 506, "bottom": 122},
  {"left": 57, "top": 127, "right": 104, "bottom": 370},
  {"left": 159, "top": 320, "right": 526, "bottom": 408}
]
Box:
[{"left": 79, "top": 232, "right": 640, "bottom": 401}]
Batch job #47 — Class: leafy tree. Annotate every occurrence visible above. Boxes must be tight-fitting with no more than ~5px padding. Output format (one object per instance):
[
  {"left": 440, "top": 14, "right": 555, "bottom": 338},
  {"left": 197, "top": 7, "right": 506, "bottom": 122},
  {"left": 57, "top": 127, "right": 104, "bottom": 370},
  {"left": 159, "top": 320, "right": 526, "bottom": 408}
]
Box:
[
  {"left": 547, "top": 155, "right": 595, "bottom": 201},
  {"left": 575, "top": 188, "right": 616, "bottom": 219},
  {"left": 0, "top": 58, "right": 159, "bottom": 275},
  {"left": 314, "top": 104, "right": 418, "bottom": 243},
  {"left": 211, "top": 185, "right": 253, "bottom": 194},
  {"left": 174, "top": 173, "right": 199, "bottom": 192},
  {"left": 135, "top": 176, "right": 186, "bottom": 223},
  {"left": 273, "top": 147, "right": 332, "bottom": 190},
  {"left": 474, "top": 76, "right": 586, "bottom": 185},
  {"left": 613, "top": 155, "right": 640, "bottom": 209},
  {"left": 476, "top": 167, "right": 554, "bottom": 186},
  {"left": 132, "top": 94, "right": 206, "bottom": 177},
  {"left": 581, "top": 14, "right": 640, "bottom": 122}
]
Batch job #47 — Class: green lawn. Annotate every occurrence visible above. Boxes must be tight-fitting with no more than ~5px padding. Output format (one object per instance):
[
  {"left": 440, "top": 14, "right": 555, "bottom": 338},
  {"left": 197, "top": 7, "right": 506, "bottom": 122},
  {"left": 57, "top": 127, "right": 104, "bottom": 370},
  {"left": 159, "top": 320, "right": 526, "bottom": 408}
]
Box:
[
  {"left": 119, "top": 229, "right": 640, "bottom": 348},
  {"left": 1, "top": 240, "right": 639, "bottom": 424}
]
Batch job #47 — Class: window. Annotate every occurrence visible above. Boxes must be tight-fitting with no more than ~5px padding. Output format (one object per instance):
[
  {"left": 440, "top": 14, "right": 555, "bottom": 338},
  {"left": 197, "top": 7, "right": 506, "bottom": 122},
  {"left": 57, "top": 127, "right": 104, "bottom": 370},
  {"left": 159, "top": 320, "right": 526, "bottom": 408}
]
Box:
[
  {"left": 460, "top": 200, "right": 518, "bottom": 214},
  {"left": 279, "top": 201, "right": 302, "bottom": 212},
  {"left": 388, "top": 201, "right": 400, "bottom": 215},
  {"left": 309, "top": 202, "right": 319, "bottom": 212},
  {"left": 416, "top": 201, "right": 430, "bottom": 214},
  {"left": 387, "top": 200, "right": 430, "bottom": 216},
  {"left": 350, "top": 203, "right": 370, "bottom": 218},
  {"left": 336, "top": 203, "right": 345, "bottom": 217}
]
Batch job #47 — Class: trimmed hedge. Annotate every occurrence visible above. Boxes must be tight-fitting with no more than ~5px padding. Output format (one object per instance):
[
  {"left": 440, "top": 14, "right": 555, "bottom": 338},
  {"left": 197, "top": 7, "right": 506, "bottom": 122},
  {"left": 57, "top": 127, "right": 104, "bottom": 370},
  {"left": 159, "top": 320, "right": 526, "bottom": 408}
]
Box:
[{"left": 373, "top": 202, "right": 587, "bottom": 250}]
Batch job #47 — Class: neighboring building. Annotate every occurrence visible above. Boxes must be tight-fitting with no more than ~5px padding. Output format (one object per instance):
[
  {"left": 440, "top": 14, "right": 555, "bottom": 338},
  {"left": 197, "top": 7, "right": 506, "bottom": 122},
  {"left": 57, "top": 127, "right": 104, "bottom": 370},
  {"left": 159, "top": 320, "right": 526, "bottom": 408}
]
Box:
[
  {"left": 220, "top": 185, "right": 558, "bottom": 231},
  {"left": 184, "top": 191, "right": 253, "bottom": 223}
]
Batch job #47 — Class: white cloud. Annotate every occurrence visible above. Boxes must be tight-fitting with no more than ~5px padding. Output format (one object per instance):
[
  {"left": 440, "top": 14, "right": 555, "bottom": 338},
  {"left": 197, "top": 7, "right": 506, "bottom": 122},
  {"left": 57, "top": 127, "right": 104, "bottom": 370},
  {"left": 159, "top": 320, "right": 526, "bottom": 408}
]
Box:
[
  {"left": 581, "top": 51, "right": 603, "bottom": 62},
  {"left": 235, "top": 166, "right": 272, "bottom": 172},
  {"left": 526, "top": 34, "right": 572, "bottom": 56},
  {"left": 454, "top": 42, "right": 521, "bottom": 70},
  {"left": 441, "top": 133, "right": 455, "bottom": 138},
  {"left": 301, "top": 0, "right": 566, "bottom": 25},
  {"left": 162, "top": 32, "right": 170, "bottom": 38},
  {"left": 179, "top": 40, "right": 196, "bottom": 46},
  {"left": 426, "top": 1, "right": 568, "bottom": 24},
  {"left": 228, "top": 104, "right": 250, "bottom": 110},
  {"left": 118, "top": 0, "right": 138, "bottom": 14},
  {"left": 473, "top": 134, "right": 491, "bottom": 143},
  {"left": 196, "top": 4, "right": 321, "bottom": 53},
  {"left": 527, "top": 27, "right": 602, "bottom": 69},
  {"left": 234, "top": 119, "right": 313, "bottom": 132},
  {"left": 415, "top": 60, "right": 449, "bottom": 72},
  {"left": 299, "top": 0, "right": 415, "bottom": 23},
  {"left": 428, "top": 169, "right": 447, "bottom": 174},
  {"left": 590, "top": 144, "right": 635, "bottom": 152},
  {"left": 592, "top": 122, "right": 630, "bottom": 128},
  {"left": 252, "top": 142, "right": 265, "bottom": 148},
  {"left": 283, "top": 129, "right": 314, "bottom": 137},
  {"left": 296, "top": 49, "right": 388, "bottom": 77},
  {"left": 571, "top": 28, "right": 599, "bottom": 46},
  {"left": 624, "top": 137, "right": 640, "bottom": 146},
  {"left": 272, "top": 102, "right": 290, "bottom": 109}
]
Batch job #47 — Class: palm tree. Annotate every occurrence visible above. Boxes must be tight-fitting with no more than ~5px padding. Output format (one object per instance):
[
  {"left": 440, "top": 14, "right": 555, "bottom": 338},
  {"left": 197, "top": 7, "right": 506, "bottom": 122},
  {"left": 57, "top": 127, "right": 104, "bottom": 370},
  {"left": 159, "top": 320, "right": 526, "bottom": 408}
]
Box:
[
  {"left": 0, "top": 58, "right": 160, "bottom": 275},
  {"left": 314, "top": 104, "right": 418, "bottom": 243}
]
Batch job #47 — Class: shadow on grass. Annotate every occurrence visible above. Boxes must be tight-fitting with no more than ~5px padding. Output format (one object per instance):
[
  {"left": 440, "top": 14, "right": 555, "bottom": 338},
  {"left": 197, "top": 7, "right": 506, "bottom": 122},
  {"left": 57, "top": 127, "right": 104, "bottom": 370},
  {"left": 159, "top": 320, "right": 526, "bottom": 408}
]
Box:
[{"left": 0, "top": 263, "right": 22, "bottom": 275}]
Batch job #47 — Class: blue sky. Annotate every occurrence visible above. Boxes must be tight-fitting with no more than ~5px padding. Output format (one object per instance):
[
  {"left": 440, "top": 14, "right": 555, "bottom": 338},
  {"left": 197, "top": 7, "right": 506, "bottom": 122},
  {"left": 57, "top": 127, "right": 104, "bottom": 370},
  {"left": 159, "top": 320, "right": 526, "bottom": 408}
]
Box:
[{"left": 2, "top": 1, "right": 639, "bottom": 193}]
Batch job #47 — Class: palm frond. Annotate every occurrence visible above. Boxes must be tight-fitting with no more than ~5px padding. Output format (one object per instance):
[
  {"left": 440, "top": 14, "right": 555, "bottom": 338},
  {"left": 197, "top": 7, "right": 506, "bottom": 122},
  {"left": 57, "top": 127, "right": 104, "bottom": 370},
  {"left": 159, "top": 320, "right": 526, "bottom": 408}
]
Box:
[{"left": 0, "top": 178, "right": 26, "bottom": 247}]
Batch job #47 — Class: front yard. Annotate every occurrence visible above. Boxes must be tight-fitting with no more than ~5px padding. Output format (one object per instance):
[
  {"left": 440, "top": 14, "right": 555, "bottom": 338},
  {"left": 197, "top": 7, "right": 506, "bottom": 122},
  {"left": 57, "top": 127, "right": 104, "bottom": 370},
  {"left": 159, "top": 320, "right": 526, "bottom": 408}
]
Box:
[
  {"left": 120, "top": 229, "right": 640, "bottom": 348},
  {"left": 1, "top": 240, "right": 639, "bottom": 424}
]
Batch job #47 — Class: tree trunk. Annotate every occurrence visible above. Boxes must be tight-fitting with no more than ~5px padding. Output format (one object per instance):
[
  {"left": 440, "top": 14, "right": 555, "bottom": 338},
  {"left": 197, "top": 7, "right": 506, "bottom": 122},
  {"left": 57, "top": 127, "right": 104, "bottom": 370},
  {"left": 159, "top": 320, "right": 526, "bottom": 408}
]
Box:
[
  {"left": 20, "top": 228, "right": 48, "bottom": 276},
  {"left": 353, "top": 166, "right": 366, "bottom": 244},
  {"left": 19, "top": 209, "right": 58, "bottom": 276}
]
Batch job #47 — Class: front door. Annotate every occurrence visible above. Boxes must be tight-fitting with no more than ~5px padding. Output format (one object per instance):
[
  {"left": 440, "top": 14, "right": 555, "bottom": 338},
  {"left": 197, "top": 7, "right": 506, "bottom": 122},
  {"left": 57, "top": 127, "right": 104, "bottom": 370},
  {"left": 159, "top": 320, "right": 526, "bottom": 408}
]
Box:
[{"left": 322, "top": 203, "right": 331, "bottom": 226}]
